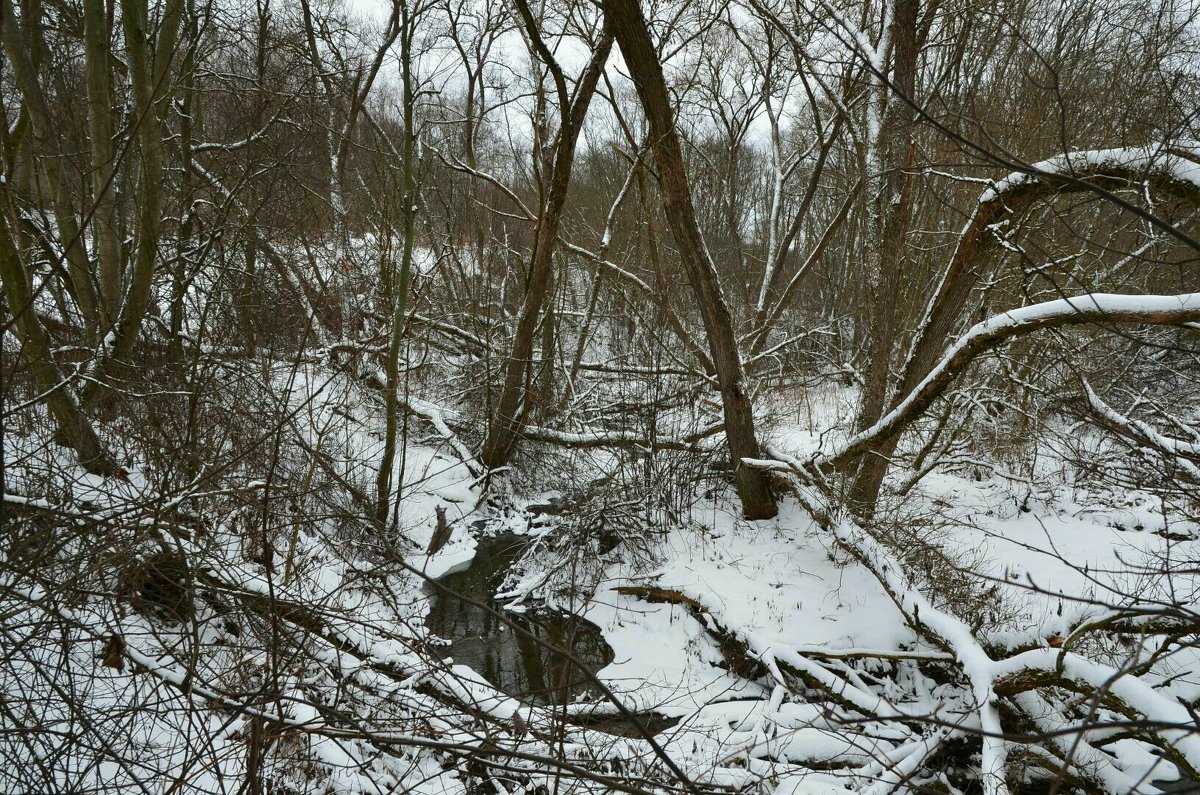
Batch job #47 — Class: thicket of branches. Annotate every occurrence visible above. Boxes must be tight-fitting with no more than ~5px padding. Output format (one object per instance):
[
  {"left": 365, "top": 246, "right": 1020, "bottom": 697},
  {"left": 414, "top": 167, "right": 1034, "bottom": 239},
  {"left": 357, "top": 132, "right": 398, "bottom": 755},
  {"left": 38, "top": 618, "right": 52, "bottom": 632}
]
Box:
[{"left": 2, "top": 0, "right": 1199, "bottom": 792}]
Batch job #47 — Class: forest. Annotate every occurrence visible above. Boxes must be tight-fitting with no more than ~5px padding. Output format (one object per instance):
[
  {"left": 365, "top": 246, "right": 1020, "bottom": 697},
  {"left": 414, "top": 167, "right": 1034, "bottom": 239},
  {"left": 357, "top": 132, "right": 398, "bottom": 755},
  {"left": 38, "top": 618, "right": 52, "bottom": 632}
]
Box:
[{"left": 1, "top": 0, "right": 1199, "bottom": 792}]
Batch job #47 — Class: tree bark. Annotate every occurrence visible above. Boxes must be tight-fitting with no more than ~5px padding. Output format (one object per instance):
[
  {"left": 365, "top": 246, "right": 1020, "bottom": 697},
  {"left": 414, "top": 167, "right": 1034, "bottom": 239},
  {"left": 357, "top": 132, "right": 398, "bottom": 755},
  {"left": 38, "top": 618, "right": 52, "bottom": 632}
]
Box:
[
  {"left": 376, "top": 0, "right": 420, "bottom": 527},
  {"left": 0, "top": 213, "right": 117, "bottom": 475},
  {"left": 82, "top": 0, "right": 123, "bottom": 327},
  {"left": 81, "top": 0, "right": 184, "bottom": 409},
  {"left": 1, "top": 0, "right": 101, "bottom": 332},
  {"left": 602, "top": 0, "right": 776, "bottom": 519}
]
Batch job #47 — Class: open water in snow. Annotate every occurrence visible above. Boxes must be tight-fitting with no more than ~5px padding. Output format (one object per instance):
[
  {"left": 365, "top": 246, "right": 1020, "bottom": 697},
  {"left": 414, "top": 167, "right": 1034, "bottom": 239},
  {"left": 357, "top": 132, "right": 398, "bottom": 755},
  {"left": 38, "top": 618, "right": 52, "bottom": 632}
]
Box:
[{"left": 424, "top": 533, "right": 614, "bottom": 705}]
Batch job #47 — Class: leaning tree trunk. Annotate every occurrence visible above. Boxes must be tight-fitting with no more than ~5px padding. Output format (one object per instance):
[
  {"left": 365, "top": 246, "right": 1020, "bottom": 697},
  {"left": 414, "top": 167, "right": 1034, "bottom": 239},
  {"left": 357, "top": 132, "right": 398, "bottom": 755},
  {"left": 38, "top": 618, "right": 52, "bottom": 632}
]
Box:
[
  {"left": 0, "top": 213, "right": 116, "bottom": 475},
  {"left": 603, "top": 0, "right": 777, "bottom": 520},
  {"left": 851, "top": 141, "right": 1200, "bottom": 515},
  {"left": 479, "top": 12, "right": 614, "bottom": 470},
  {"left": 0, "top": 0, "right": 101, "bottom": 334}
]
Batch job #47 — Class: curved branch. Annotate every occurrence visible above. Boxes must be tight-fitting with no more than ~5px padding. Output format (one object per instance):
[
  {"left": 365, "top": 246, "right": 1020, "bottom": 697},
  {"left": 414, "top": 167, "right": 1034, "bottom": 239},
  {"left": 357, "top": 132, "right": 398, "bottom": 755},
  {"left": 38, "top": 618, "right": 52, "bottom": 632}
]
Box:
[
  {"left": 817, "top": 292, "right": 1200, "bottom": 472},
  {"left": 1081, "top": 381, "right": 1200, "bottom": 482},
  {"left": 898, "top": 143, "right": 1200, "bottom": 401}
]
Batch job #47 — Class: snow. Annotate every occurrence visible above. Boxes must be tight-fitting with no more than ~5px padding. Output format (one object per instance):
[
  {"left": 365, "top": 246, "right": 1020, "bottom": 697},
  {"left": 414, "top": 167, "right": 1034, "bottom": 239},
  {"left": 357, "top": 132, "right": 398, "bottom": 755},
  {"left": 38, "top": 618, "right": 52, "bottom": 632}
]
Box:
[
  {"left": 980, "top": 143, "right": 1200, "bottom": 203},
  {"left": 5, "top": 354, "right": 1199, "bottom": 794}
]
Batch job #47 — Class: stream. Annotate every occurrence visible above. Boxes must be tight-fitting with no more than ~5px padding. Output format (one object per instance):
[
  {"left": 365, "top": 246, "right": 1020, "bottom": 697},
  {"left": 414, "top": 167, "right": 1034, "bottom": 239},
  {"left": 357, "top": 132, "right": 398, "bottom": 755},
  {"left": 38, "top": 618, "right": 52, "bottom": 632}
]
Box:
[{"left": 424, "top": 533, "right": 615, "bottom": 705}]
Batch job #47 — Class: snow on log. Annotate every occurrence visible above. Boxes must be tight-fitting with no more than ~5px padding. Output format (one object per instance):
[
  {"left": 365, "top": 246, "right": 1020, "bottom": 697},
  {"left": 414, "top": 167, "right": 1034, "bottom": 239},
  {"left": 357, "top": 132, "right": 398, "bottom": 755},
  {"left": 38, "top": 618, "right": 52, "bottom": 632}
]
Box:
[
  {"left": 825, "top": 519, "right": 1192, "bottom": 791},
  {"left": 993, "top": 648, "right": 1200, "bottom": 777},
  {"left": 831, "top": 522, "right": 1012, "bottom": 795}
]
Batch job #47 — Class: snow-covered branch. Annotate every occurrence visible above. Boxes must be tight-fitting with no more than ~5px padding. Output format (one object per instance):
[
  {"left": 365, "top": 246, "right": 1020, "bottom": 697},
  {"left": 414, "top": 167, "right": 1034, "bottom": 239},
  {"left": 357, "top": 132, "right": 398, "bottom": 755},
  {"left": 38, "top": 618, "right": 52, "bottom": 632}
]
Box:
[
  {"left": 1082, "top": 381, "right": 1200, "bottom": 482},
  {"left": 813, "top": 292, "right": 1200, "bottom": 473},
  {"left": 899, "top": 141, "right": 1200, "bottom": 399},
  {"left": 979, "top": 144, "right": 1200, "bottom": 205}
]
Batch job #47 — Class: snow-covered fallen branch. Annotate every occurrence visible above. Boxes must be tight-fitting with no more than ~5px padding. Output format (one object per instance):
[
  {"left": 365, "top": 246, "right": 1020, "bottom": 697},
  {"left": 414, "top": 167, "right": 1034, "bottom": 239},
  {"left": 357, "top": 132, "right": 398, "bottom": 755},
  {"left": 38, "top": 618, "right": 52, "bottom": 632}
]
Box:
[
  {"left": 829, "top": 522, "right": 1012, "bottom": 795},
  {"left": 825, "top": 519, "right": 1192, "bottom": 793},
  {"left": 993, "top": 649, "right": 1200, "bottom": 778},
  {"left": 1081, "top": 381, "right": 1200, "bottom": 482}
]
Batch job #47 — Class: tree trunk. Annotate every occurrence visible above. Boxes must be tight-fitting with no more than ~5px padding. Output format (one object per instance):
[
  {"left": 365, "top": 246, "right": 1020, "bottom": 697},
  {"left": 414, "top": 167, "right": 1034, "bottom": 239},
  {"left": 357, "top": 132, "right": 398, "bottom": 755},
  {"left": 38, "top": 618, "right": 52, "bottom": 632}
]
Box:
[
  {"left": 82, "top": 0, "right": 123, "bottom": 327},
  {"left": 603, "top": 0, "right": 776, "bottom": 519},
  {"left": 375, "top": 2, "right": 420, "bottom": 527},
  {"left": 848, "top": 0, "right": 920, "bottom": 516},
  {"left": 852, "top": 139, "right": 1200, "bottom": 515},
  {"left": 0, "top": 213, "right": 116, "bottom": 475},
  {"left": 1, "top": 0, "right": 101, "bottom": 333},
  {"left": 479, "top": 16, "right": 614, "bottom": 469},
  {"left": 81, "top": 0, "right": 184, "bottom": 409}
]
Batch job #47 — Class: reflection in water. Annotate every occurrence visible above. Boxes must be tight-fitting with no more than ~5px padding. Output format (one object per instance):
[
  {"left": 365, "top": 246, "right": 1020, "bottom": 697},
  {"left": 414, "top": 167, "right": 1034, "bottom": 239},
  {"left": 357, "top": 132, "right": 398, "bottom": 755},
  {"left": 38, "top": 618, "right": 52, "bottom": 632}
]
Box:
[{"left": 425, "top": 534, "right": 614, "bottom": 705}]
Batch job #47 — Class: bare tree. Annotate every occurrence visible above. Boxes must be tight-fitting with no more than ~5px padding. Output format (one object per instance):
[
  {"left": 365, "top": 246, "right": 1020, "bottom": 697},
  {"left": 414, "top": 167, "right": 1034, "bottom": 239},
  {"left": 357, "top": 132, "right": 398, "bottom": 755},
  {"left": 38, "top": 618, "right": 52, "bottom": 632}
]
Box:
[
  {"left": 603, "top": 0, "right": 777, "bottom": 519},
  {"left": 3, "top": 0, "right": 1200, "bottom": 793},
  {"left": 376, "top": 0, "right": 430, "bottom": 525},
  {"left": 479, "top": 0, "right": 615, "bottom": 469}
]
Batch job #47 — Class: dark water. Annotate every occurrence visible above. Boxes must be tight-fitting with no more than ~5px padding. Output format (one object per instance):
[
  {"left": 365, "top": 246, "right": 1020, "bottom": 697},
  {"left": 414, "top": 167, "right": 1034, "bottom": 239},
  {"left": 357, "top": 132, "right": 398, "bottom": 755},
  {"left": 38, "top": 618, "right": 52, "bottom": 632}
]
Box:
[{"left": 425, "top": 533, "right": 615, "bottom": 705}]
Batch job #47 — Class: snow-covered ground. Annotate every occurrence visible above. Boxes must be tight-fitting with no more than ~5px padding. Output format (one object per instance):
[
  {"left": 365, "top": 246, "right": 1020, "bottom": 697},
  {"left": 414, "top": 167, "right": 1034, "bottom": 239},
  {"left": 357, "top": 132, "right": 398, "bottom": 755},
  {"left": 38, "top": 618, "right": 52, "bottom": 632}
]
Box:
[{"left": 3, "top": 365, "right": 1198, "bottom": 794}]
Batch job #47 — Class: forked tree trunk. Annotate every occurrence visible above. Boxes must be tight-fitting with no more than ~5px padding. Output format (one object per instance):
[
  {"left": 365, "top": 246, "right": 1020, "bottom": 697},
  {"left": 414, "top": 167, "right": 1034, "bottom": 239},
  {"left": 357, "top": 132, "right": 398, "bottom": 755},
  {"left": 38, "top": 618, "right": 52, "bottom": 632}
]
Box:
[
  {"left": 0, "top": 0, "right": 101, "bottom": 333},
  {"left": 603, "top": 0, "right": 777, "bottom": 520},
  {"left": 0, "top": 214, "right": 117, "bottom": 476}
]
